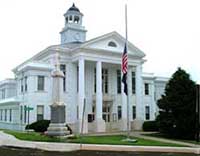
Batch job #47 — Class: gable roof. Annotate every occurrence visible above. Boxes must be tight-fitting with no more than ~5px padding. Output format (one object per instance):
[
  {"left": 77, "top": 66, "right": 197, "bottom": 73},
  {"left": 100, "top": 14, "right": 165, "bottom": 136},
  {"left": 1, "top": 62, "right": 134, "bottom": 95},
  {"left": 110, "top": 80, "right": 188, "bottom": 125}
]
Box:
[
  {"left": 79, "top": 31, "right": 146, "bottom": 58},
  {"left": 13, "top": 31, "right": 145, "bottom": 72}
]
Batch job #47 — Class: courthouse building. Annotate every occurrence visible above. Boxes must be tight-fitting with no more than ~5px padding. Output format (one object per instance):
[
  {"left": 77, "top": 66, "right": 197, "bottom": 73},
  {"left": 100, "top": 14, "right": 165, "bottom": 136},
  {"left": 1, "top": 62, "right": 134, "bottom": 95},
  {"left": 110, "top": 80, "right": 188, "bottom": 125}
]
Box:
[{"left": 0, "top": 4, "right": 168, "bottom": 133}]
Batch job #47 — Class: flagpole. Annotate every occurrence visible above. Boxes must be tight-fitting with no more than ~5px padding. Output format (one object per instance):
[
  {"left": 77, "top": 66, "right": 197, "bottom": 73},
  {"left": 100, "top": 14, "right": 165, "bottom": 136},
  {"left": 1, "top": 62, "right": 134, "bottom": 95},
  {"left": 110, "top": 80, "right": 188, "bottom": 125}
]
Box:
[{"left": 125, "top": 3, "right": 130, "bottom": 139}]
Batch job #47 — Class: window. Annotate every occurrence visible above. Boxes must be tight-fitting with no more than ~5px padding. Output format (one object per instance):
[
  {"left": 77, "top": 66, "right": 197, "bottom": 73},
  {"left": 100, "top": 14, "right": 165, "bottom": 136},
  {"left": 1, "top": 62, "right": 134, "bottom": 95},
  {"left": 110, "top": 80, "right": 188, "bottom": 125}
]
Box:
[
  {"left": 117, "top": 106, "right": 122, "bottom": 120},
  {"left": 9, "top": 109, "right": 12, "bottom": 122},
  {"left": 2, "top": 89, "right": 5, "bottom": 99},
  {"left": 108, "top": 41, "right": 117, "bottom": 47},
  {"left": 37, "top": 105, "right": 44, "bottom": 121},
  {"left": 24, "top": 106, "right": 27, "bottom": 123},
  {"left": 117, "top": 70, "right": 121, "bottom": 94},
  {"left": 77, "top": 66, "right": 79, "bottom": 92},
  {"left": 25, "top": 76, "right": 28, "bottom": 92},
  {"left": 94, "top": 68, "right": 109, "bottom": 94},
  {"left": 20, "top": 106, "right": 23, "bottom": 122},
  {"left": 102, "top": 68, "right": 108, "bottom": 94},
  {"left": 5, "top": 109, "right": 7, "bottom": 122},
  {"left": 74, "top": 16, "right": 79, "bottom": 23},
  {"left": 37, "top": 76, "right": 45, "bottom": 91},
  {"left": 132, "top": 106, "right": 136, "bottom": 119},
  {"left": 21, "top": 78, "right": 23, "bottom": 93},
  {"left": 145, "top": 106, "right": 150, "bottom": 120},
  {"left": 94, "top": 68, "right": 96, "bottom": 93},
  {"left": 0, "top": 109, "right": 2, "bottom": 121},
  {"left": 145, "top": 83, "right": 149, "bottom": 95},
  {"left": 132, "top": 72, "right": 136, "bottom": 94},
  {"left": 60, "top": 64, "right": 66, "bottom": 92}
]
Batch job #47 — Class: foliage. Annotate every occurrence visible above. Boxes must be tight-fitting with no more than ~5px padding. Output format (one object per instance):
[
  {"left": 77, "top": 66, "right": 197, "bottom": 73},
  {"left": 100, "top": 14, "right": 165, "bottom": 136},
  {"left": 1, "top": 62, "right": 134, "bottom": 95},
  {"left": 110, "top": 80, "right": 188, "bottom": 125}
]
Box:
[
  {"left": 26, "top": 120, "right": 73, "bottom": 134},
  {"left": 143, "top": 121, "right": 159, "bottom": 132},
  {"left": 26, "top": 120, "right": 50, "bottom": 132},
  {"left": 156, "top": 68, "right": 196, "bottom": 139}
]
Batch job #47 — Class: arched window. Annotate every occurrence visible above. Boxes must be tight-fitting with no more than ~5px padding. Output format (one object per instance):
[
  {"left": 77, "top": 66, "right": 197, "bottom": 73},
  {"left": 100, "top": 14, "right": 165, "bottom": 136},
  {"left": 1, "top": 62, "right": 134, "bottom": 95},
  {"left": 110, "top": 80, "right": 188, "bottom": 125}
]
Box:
[
  {"left": 108, "top": 41, "right": 117, "bottom": 47},
  {"left": 74, "top": 16, "right": 80, "bottom": 24},
  {"left": 66, "top": 17, "right": 68, "bottom": 23},
  {"left": 69, "top": 15, "right": 72, "bottom": 22}
]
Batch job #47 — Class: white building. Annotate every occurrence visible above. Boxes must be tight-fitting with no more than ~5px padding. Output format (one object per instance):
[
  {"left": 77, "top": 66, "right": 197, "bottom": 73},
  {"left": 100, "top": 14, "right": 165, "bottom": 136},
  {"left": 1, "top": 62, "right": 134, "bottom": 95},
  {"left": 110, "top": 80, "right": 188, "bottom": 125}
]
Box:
[{"left": 0, "top": 4, "right": 168, "bottom": 133}]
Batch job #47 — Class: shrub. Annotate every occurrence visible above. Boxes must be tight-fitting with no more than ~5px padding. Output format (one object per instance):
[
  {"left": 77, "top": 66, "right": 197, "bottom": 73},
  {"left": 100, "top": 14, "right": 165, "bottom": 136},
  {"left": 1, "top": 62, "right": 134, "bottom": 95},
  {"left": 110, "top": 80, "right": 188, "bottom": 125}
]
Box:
[
  {"left": 26, "top": 120, "right": 50, "bottom": 132},
  {"left": 26, "top": 120, "right": 73, "bottom": 134},
  {"left": 143, "top": 121, "right": 158, "bottom": 132}
]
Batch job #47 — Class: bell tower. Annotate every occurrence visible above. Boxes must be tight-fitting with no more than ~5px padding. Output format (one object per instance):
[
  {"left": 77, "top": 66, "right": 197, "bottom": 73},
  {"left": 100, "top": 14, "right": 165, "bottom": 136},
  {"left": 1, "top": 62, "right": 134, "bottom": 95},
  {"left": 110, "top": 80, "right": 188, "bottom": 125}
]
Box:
[{"left": 60, "top": 3, "right": 87, "bottom": 44}]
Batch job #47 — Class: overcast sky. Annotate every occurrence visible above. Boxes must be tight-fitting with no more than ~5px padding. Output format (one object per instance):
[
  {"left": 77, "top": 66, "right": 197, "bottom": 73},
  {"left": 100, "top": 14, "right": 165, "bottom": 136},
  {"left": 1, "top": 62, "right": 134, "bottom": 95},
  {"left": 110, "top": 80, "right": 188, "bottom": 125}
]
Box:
[{"left": 0, "top": 0, "right": 200, "bottom": 82}]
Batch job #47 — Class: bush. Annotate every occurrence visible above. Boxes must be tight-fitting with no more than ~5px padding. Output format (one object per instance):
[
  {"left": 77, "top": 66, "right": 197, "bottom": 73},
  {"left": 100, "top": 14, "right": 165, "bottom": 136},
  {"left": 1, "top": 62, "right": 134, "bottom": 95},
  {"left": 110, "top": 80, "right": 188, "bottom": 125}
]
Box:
[
  {"left": 26, "top": 120, "right": 73, "bottom": 134},
  {"left": 143, "top": 121, "right": 158, "bottom": 132},
  {"left": 26, "top": 120, "right": 50, "bottom": 132}
]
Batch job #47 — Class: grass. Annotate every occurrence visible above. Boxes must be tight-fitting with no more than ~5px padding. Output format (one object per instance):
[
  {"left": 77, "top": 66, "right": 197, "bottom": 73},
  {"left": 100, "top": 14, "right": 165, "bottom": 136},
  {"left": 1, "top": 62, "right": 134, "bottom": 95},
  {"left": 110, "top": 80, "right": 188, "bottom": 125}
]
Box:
[
  {"left": 2, "top": 129, "right": 185, "bottom": 146},
  {"left": 3, "top": 130, "right": 65, "bottom": 142},
  {"left": 143, "top": 133, "right": 200, "bottom": 145},
  {"left": 68, "top": 135, "right": 185, "bottom": 146}
]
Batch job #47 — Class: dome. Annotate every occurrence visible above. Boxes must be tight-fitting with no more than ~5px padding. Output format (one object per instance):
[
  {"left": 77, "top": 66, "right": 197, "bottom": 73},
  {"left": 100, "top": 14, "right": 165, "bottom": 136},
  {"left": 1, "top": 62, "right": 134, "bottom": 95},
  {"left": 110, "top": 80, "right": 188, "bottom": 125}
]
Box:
[{"left": 68, "top": 3, "right": 80, "bottom": 12}]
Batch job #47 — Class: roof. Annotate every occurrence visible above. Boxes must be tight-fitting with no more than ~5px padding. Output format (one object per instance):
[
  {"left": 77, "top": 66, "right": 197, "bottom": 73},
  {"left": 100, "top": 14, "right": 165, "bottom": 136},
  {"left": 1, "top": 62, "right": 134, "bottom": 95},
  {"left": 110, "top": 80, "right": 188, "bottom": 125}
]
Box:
[
  {"left": 13, "top": 31, "right": 146, "bottom": 72},
  {"left": 68, "top": 3, "right": 80, "bottom": 12}
]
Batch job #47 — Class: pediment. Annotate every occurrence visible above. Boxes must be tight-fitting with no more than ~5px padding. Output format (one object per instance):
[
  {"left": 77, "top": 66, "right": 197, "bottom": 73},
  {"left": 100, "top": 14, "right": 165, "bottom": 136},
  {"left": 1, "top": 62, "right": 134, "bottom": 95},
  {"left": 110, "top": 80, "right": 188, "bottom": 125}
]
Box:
[{"left": 81, "top": 31, "right": 145, "bottom": 58}]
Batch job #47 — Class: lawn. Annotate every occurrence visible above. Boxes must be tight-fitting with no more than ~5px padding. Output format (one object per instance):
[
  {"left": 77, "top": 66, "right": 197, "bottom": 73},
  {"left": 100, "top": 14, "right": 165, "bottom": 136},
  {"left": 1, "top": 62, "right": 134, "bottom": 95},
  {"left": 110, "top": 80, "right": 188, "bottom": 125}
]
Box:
[
  {"left": 143, "top": 133, "right": 199, "bottom": 145},
  {"left": 2, "top": 129, "right": 185, "bottom": 146},
  {"left": 3, "top": 130, "right": 65, "bottom": 142}
]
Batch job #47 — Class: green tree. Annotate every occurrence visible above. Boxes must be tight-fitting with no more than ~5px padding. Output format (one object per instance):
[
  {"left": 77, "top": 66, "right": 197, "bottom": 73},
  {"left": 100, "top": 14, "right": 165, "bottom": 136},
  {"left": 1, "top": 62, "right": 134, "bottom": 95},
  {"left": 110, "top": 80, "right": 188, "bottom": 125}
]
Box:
[{"left": 156, "top": 68, "right": 196, "bottom": 139}]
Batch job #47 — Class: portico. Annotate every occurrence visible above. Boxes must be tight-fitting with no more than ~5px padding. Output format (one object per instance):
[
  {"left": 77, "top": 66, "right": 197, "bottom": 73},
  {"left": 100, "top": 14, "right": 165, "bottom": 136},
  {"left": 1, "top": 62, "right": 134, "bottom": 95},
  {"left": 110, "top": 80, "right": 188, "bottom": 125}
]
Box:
[{"left": 76, "top": 54, "right": 144, "bottom": 133}]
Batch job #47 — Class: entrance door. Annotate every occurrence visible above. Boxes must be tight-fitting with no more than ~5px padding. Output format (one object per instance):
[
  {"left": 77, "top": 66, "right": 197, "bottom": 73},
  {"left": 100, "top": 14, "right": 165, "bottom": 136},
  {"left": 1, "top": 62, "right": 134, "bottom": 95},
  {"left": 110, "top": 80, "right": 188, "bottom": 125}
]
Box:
[{"left": 103, "top": 105, "right": 110, "bottom": 122}]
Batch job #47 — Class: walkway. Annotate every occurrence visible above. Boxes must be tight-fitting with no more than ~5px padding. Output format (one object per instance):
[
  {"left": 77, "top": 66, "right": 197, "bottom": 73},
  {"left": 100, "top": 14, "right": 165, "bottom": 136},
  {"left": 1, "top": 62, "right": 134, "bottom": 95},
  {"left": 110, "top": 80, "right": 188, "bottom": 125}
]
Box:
[{"left": 0, "top": 131, "right": 200, "bottom": 154}]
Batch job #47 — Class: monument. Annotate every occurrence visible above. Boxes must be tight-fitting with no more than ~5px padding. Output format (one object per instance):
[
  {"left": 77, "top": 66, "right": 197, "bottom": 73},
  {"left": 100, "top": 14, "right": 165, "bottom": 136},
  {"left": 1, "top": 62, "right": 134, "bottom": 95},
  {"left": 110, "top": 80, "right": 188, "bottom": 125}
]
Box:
[{"left": 47, "top": 52, "right": 69, "bottom": 136}]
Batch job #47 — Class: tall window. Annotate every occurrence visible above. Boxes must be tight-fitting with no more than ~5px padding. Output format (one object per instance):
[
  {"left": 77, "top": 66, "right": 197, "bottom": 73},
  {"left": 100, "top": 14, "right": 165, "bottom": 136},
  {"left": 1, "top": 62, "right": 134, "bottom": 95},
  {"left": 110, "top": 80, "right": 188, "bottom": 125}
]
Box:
[
  {"left": 132, "top": 106, "right": 136, "bottom": 119},
  {"left": 94, "top": 68, "right": 109, "bottom": 94},
  {"left": 21, "top": 78, "right": 23, "bottom": 93},
  {"left": 9, "top": 109, "right": 12, "bottom": 122},
  {"left": 94, "top": 68, "right": 96, "bottom": 93},
  {"left": 117, "top": 70, "right": 121, "bottom": 94},
  {"left": 145, "top": 83, "right": 149, "bottom": 95},
  {"left": 145, "top": 106, "right": 150, "bottom": 120},
  {"left": 2, "top": 89, "right": 5, "bottom": 99},
  {"left": 24, "top": 106, "right": 27, "bottom": 123},
  {"left": 37, "top": 105, "right": 44, "bottom": 121},
  {"left": 77, "top": 66, "right": 79, "bottom": 92},
  {"left": 60, "top": 64, "right": 66, "bottom": 92},
  {"left": 25, "top": 76, "right": 28, "bottom": 92},
  {"left": 0, "top": 109, "right": 2, "bottom": 121},
  {"left": 102, "top": 68, "right": 108, "bottom": 94},
  {"left": 20, "top": 106, "right": 23, "bottom": 122},
  {"left": 5, "top": 109, "right": 7, "bottom": 122},
  {"left": 37, "top": 76, "right": 45, "bottom": 91},
  {"left": 117, "top": 106, "right": 122, "bottom": 120},
  {"left": 132, "top": 72, "right": 136, "bottom": 94}
]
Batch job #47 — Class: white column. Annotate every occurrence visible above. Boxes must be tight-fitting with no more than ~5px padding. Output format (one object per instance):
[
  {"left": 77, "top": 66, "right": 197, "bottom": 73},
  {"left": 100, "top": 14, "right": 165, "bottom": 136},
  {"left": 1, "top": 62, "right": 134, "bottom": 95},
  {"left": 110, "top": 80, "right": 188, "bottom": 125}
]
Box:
[
  {"left": 135, "top": 64, "right": 144, "bottom": 130},
  {"left": 78, "top": 57, "right": 88, "bottom": 133},
  {"left": 96, "top": 61, "right": 102, "bottom": 119},
  {"left": 95, "top": 61, "right": 105, "bottom": 132}
]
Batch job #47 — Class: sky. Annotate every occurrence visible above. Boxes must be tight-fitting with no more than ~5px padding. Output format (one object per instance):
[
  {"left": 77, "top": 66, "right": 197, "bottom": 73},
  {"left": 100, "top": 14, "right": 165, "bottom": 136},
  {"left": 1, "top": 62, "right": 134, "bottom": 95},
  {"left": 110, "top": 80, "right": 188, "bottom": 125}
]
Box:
[{"left": 0, "top": 0, "right": 200, "bottom": 82}]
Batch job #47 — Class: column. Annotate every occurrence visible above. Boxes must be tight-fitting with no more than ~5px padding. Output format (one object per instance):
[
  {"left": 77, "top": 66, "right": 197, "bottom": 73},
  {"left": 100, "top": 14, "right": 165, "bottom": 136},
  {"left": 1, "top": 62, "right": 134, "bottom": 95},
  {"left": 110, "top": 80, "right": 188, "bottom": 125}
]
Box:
[
  {"left": 135, "top": 64, "right": 144, "bottom": 130},
  {"left": 95, "top": 61, "right": 105, "bottom": 132},
  {"left": 78, "top": 57, "right": 88, "bottom": 133}
]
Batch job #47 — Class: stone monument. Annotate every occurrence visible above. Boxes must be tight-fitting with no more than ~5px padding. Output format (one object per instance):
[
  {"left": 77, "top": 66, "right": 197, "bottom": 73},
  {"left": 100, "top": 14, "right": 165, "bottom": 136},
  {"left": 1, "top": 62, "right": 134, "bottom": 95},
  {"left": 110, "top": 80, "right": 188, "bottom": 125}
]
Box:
[{"left": 47, "top": 52, "right": 69, "bottom": 136}]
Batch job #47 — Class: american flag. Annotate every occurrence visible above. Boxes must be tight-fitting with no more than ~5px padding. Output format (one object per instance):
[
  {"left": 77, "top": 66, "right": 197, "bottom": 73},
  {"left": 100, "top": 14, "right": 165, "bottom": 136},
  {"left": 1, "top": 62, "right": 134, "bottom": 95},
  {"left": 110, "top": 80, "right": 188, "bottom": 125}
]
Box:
[{"left": 122, "top": 43, "right": 128, "bottom": 95}]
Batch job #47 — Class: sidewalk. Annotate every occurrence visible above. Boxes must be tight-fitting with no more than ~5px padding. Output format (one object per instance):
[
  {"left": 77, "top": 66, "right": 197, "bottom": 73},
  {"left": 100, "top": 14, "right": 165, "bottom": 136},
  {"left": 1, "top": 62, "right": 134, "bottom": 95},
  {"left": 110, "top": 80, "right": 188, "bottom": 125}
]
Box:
[{"left": 0, "top": 130, "right": 200, "bottom": 154}]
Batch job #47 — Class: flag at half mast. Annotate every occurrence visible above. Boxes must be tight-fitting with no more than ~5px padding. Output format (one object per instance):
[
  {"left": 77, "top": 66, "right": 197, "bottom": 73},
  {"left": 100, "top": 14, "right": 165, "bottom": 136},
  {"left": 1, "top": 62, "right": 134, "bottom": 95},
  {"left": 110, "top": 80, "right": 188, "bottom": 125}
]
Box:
[{"left": 122, "top": 43, "right": 128, "bottom": 95}]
